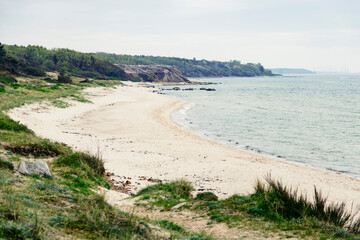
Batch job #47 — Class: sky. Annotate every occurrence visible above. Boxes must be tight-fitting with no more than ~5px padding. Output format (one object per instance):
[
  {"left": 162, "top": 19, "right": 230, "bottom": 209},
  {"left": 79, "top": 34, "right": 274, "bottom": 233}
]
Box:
[{"left": 1, "top": 0, "right": 360, "bottom": 72}]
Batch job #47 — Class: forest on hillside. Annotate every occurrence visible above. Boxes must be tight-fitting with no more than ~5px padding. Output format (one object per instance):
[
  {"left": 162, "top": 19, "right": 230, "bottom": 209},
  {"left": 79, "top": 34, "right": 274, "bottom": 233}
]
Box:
[
  {"left": 0, "top": 44, "right": 128, "bottom": 80},
  {"left": 0, "top": 43, "right": 275, "bottom": 80},
  {"left": 94, "top": 52, "right": 275, "bottom": 77}
]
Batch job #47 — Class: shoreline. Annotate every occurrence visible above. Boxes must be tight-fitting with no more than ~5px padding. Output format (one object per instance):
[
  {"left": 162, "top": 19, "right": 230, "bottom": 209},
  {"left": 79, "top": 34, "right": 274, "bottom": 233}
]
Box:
[
  {"left": 8, "top": 83, "right": 360, "bottom": 207},
  {"left": 173, "top": 101, "right": 359, "bottom": 181}
]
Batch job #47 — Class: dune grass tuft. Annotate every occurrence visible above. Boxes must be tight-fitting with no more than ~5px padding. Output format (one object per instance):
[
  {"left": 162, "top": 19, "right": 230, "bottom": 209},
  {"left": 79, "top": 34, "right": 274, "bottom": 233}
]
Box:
[
  {"left": 136, "top": 179, "right": 194, "bottom": 210},
  {"left": 253, "top": 174, "right": 360, "bottom": 233}
]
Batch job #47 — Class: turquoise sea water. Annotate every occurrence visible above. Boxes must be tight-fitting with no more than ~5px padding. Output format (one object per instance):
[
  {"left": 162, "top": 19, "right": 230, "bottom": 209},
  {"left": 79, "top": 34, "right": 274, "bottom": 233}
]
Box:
[{"left": 164, "top": 74, "right": 360, "bottom": 178}]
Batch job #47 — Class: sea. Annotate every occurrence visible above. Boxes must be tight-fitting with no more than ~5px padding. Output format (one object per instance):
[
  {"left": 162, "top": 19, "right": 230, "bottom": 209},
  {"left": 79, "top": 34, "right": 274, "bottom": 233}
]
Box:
[{"left": 162, "top": 74, "right": 360, "bottom": 179}]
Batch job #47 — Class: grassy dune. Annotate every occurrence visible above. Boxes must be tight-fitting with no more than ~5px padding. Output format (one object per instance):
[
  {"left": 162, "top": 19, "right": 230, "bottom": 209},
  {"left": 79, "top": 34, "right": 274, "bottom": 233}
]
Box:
[
  {"left": 0, "top": 75, "right": 209, "bottom": 239},
  {"left": 2, "top": 73, "right": 360, "bottom": 239}
]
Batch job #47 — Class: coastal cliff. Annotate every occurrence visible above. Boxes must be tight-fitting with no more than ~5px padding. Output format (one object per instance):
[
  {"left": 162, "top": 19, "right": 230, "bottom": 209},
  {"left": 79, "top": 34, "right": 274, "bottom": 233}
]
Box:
[{"left": 116, "top": 64, "right": 190, "bottom": 83}]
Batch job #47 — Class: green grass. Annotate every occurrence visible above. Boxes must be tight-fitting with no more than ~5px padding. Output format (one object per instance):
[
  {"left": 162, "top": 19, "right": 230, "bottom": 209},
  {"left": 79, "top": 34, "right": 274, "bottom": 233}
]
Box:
[
  {"left": 0, "top": 115, "right": 33, "bottom": 133},
  {"left": 0, "top": 75, "right": 17, "bottom": 85},
  {"left": 0, "top": 77, "right": 168, "bottom": 239},
  {"left": 136, "top": 177, "right": 360, "bottom": 239},
  {"left": 136, "top": 179, "right": 194, "bottom": 210},
  {"left": 252, "top": 175, "right": 360, "bottom": 234},
  {"left": 0, "top": 158, "right": 14, "bottom": 170}
]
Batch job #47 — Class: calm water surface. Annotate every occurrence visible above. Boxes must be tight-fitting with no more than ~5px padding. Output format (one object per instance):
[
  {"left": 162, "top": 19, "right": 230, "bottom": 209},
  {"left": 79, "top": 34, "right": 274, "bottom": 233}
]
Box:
[{"left": 164, "top": 74, "right": 360, "bottom": 178}]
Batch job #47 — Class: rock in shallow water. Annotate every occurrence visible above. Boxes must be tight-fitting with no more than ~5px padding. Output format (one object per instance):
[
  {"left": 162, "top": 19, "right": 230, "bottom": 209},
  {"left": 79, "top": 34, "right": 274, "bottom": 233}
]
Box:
[{"left": 18, "top": 161, "right": 52, "bottom": 178}]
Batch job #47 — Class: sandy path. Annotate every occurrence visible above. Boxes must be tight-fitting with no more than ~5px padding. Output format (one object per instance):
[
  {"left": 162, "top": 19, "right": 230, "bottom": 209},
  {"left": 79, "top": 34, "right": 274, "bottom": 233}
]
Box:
[{"left": 8, "top": 83, "right": 360, "bottom": 210}]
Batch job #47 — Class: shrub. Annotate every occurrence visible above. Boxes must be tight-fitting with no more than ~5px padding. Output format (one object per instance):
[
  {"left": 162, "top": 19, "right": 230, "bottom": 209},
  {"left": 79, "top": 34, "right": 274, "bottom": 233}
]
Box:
[
  {"left": 57, "top": 151, "right": 105, "bottom": 176},
  {"left": 0, "top": 116, "right": 33, "bottom": 133},
  {"left": 0, "top": 75, "right": 17, "bottom": 85},
  {"left": 195, "top": 192, "right": 218, "bottom": 201},
  {"left": 23, "top": 65, "right": 46, "bottom": 77},
  {"left": 66, "top": 194, "right": 151, "bottom": 238},
  {"left": 0, "top": 158, "right": 14, "bottom": 170},
  {"left": 58, "top": 73, "right": 72, "bottom": 83}
]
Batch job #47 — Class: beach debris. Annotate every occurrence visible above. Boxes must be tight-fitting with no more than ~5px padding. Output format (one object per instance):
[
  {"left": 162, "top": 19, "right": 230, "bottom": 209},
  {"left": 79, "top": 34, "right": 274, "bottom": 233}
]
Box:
[
  {"left": 104, "top": 172, "right": 163, "bottom": 195},
  {"left": 18, "top": 160, "right": 52, "bottom": 178}
]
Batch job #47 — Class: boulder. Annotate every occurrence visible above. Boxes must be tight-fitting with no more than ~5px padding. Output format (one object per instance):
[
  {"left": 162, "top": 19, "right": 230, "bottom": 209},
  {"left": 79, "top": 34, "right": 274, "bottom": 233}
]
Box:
[{"left": 18, "top": 161, "right": 52, "bottom": 178}]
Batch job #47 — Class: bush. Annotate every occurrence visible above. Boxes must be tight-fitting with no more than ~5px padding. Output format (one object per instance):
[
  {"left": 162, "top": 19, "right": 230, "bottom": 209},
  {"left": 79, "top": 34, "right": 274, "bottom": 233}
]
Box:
[
  {"left": 0, "top": 158, "right": 14, "bottom": 170},
  {"left": 58, "top": 73, "right": 72, "bottom": 83},
  {"left": 0, "top": 75, "right": 17, "bottom": 85},
  {"left": 195, "top": 192, "right": 218, "bottom": 201},
  {"left": 0, "top": 116, "right": 33, "bottom": 133},
  {"left": 57, "top": 151, "right": 105, "bottom": 176},
  {"left": 66, "top": 194, "right": 151, "bottom": 238},
  {"left": 23, "top": 65, "right": 46, "bottom": 77}
]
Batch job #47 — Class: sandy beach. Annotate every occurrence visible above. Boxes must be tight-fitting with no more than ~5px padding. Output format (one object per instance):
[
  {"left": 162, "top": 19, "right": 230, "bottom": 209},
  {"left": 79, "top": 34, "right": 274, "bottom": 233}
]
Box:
[{"left": 8, "top": 83, "right": 360, "bottom": 208}]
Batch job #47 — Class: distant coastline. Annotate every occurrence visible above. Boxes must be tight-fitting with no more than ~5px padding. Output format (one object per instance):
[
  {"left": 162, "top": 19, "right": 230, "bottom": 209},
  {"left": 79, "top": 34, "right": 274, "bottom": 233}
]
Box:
[{"left": 271, "top": 68, "right": 315, "bottom": 74}]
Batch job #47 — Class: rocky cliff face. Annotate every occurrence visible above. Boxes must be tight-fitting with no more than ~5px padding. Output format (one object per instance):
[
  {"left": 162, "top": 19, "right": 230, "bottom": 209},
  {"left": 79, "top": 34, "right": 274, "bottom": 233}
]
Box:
[{"left": 115, "top": 64, "right": 190, "bottom": 83}]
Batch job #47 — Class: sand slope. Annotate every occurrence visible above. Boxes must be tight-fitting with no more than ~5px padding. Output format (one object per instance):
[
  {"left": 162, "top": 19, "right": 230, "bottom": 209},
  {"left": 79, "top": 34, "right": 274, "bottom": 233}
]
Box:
[{"left": 8, "top": 83, "right": 360, "bottom": 209}]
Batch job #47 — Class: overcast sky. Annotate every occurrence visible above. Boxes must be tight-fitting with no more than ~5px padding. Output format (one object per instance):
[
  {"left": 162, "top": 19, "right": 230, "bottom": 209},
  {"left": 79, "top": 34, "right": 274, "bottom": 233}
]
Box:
[{"left": 1, "top": 0, "right": 360, "bottom": 72}]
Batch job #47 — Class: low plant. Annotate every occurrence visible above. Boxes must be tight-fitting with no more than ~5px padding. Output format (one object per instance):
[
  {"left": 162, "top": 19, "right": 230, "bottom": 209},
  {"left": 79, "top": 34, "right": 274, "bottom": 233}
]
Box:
[
  {"left": 136, "top": 179, "right": 194, "bottom": 210},
  {"left": 0, "top": 158, "right": 14, "bottom": 170},
  {"left": 253, "top": 175, "right": 360, "bottom": 233},
  {"left": 0, "top": 115, "right": 33, "bottom": 133}
]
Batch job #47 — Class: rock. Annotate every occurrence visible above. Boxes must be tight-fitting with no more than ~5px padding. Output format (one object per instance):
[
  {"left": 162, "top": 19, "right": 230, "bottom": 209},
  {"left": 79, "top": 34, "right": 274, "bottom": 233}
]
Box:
[
  {"left": 18, "top": 161, "right": 52, "bottom": 178},
  {"left": 170, "top": 202, "right": 187, "bottom": 211},
  {"left": 200, "top": 87, "right": 216, "bottom": 91},
  {"left": 115, "top": 64, "right": 191, "bottom": 83}
]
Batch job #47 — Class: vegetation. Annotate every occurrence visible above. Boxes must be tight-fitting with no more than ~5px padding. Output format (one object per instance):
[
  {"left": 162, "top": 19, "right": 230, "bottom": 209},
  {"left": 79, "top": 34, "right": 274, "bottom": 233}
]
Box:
[
  {"left": 1, "top": 42, "right": 275, "bottom": 82},
  {"left": 136, "top": 179, "right": 194, "bottom": 210},
  {"left": 0, "top": 76, "right": 214, "bottom": 239},
  {"left": 95, "top": 53, "right": 275, "bottom": 77},
  {"left": 136, "top": 178, "right": 360, "bottom": 239},
  {"left": 0, "top": 43, "right": 129, "bottom": 80}
]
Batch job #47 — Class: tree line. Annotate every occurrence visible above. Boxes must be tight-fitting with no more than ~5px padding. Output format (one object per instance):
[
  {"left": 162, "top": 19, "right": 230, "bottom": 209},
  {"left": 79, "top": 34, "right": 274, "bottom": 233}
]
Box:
[
  {"left": 94, "top": 52, "right": 275, "bottom": 77},
  {"left": 0, "top": 43, "right": 128, "bottom": 80}
]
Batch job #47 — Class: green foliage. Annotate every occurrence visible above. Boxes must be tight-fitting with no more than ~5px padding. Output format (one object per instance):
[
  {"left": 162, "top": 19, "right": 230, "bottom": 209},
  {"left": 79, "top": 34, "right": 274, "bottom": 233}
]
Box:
[
  {"left": 57, "top": 72, "right": 72, "bottom": 83},
  {"left": 253, "top": 176, "right": 358, "bottom": 230},
  {"left": 95, "top": 52, "right": 275, "bottom": 77},
  {"left": 57, "top": 151, "right": 105, "bottom": 176},
  {"left": 156, "top": 220, "right": 185, "bottom": 233},
  {"left": 0, "top": 158, "right": 14, "bottom": 170},
  {"left": 195, "top": 192, "right": 218, "bottom": 201},
  {"left": 65, "top": 194, "right": 151, "bottom": 238},
  {"left": 0, "top": 115, "right": 33, "bottom": 133},
  {"left": 0, "top": 221, "right": 41, "bottom": 240},
  {"left": 0, "top": 75, "right": 17, "bottom": 85},
  {"left": 136, "top": 179, "right": 194, "bottom": 210},
  {"left": 1, "top": 44, "right": 129, "bottom": 80},
  {"left": 0, "top": 43, "right": 6, "bottom": 62}
]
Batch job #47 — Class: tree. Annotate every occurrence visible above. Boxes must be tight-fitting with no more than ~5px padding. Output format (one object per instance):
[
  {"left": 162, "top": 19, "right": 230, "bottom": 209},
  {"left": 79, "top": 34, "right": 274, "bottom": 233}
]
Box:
[
  {"left": 0, "top": 43, "right": 6, "bottom": 62},
  {"left": 57, "top": 66, "right": 72, "bottom": 83}
]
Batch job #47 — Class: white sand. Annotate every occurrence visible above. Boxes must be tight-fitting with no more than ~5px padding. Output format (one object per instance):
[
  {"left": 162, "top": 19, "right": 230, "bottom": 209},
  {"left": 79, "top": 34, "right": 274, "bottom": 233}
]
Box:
[{"left": 8, "top": 83, "right": 360, "bottom": 208}]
